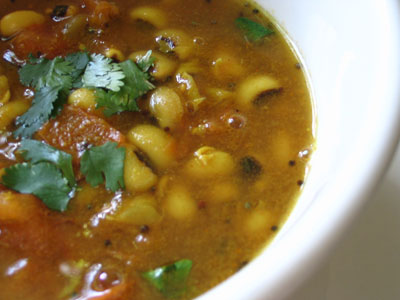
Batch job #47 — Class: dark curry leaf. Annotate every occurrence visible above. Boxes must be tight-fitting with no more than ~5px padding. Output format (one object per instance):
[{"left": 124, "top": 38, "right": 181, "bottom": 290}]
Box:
[{"left": 142, "top": 259, "right": 193, "bottom": 298}]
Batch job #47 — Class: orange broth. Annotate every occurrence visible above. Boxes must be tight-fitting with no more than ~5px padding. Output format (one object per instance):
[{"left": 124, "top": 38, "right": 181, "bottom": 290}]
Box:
[{"left": 0, "top": 0, "right": 314, "bottom": 299}]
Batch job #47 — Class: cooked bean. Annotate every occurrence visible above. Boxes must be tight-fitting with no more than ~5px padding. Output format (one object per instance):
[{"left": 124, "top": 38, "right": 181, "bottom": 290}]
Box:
[
  {"left": 149, "top": 87, "right": 183, "bottom": 129},
  {"left": 0, "top": 10, "right": 45, "bottom": 36},
  {"left": 127, "top": 124, "right": 176, "bottom": 170},
  {"left": 68, "top": 88, "right": 97, "bottom": 111},
  {"left": 105, "top": 48, "right": 125, "bottom": 62},
  {"left": 245, "top": 210, "right": 273, "bottom": 233},
  {"left": 124, "top": 146, "right": 158, "bottom": 193},
  {"left": 0, "top": 99, "right": 30, "bottom": 129},
  {"left": 130, "top": 6, "right": 167, "bottom": 28},
  {"left": 185, "top": 146, "right": 235, "bottom": 179},
  {"left": 164, "top": 184, "right": 196, "bottom": 220},
  {"left": 0, "top": 75, "right": 10, "bottom": 104},
  {"left": 155, "top": 29, "right": 193, "bottom": 60},
  {"left": 212, "top": 52, "right": 244, "bottom": 80},
  {"left": 129, "top": 50, "right": 177, "bottom": 80},
  {"left": 111, "top": 193, "right": 161, "bottom": 225},
  {"left": 236, "top": 75, "right": 281, "bottom": 108}
]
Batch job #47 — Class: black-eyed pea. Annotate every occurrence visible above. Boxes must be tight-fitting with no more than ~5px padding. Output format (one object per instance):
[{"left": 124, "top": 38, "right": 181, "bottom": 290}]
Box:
[
  {"left": 0, "top": 100, "right": 30, "bottom": 129},
  {"left": 176, "top": 72, "right": 205, "bottom": 112},
  {"left": 164, "top": 185, "right": 196, "bottom": 220},
  {"left": 155, "top": 29, "right": 193, "bottom": 60},
  {"left": 129, "top": 51, "right": 177, "bottom": 81},
  {"left": 62, "top": 15, "right": 87, "bottom": 39},
  {"left": 149, "top": 87, "right": 183, "bottom": 130},
  {"left": 236, "top": 75, "right": 281, "bottom": 109},
  {"left": 212, "top": 52, "right": 244, "bottom": 80},
  {"left": 130, "top": 6, "right": 167, "bottom": 29},
  {"left": 271, "top": 131, "right": 292, "bottom": 167},
  {"left": 245, "top": 209, "right": 273, "bottom": 233},
  {"left": 0, "top": 10, "right": 45, "bottom": 36},
  {"left": 206, "top": 88, "right": 233, "bottom": 105},
  {"left": 124, "top": 146, "right": 158, "bottom": 193},
  {"left": 0, "top": 75, "right": 10, "bottom": 104},
  {"left": 176, "top": 60, "right": 202, "bottom": 75},
  {"left": 184, "top": 146, "right": 235, "bottom": 179},
  {"left": 68, "top": 88, "right": 96, "bottom": 111},
  {"left": 111, "top": 193, "right": 161, "bottom": 225},
  {"left": 105, "top": 48, "right": 125, "bottom": 62},
  {"left": 208, "top": 181, "right": 239, "bottom": 203},
  {"left": 127, "top": 124, "right": 176, "bottom": 170}
]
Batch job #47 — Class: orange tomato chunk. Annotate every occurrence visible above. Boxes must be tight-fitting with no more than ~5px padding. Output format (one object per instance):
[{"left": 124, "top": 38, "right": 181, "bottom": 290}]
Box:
[{"left": 38, "top": 106, "right": 125, "bottom": 162}]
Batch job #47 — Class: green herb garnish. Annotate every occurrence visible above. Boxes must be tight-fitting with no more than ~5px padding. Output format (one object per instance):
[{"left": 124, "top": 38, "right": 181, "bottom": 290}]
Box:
[
  {"left": 1, "top": 140, "right": 76, "bottom": 211},
  {"left": 142, "top": 259, "right": 193, "bottom": 298},
  {"left": 82, "top": 53, "right": 125, "bottom": 92},
  {"left": 80, "top": 142, "right": 126, "bottom": 192},
  {"left": 1, "top": 139, "right": 126, "bottom": 211},
  {"left": 2, "top": 162, "right": 73, "bottom": 211},
  {"left": 94, "top": 58, "right": 155, "bottom": 116},
  {"left": 19, "top": 139, "right": 76, "bottom": 187},
  {"left": 235, "top": 17, "right": 274, "bottom": 42},
  {"left": 15, "top": 51, "right": 155, "bottom": 137}
]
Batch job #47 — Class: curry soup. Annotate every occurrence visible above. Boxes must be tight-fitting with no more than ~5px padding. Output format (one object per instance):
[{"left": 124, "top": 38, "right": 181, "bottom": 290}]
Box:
[{"left": 0, "top": 0, "right": 313, "bottom": 299}]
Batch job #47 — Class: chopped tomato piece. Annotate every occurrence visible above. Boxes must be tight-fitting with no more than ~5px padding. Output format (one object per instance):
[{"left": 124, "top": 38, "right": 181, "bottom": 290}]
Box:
[
  {"left": 37, "top": 106, "right": 125, "bottom": 162},
  {"left": 85, "top": 0, "right": 120, "bottom": 28},
  {"left": 11, "top": 24, "right": 75, "bottom": 60}
]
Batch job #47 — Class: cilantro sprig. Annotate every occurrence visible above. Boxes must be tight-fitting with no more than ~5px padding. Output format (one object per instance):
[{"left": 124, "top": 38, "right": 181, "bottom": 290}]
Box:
[
  {"left": 1, "top": 140, "right": 126, "bottom": 211},
  {"left": 93, "top": 53, "right": 155, "bottom": 116},
  {"left": 15, "top": 51, "right": 155, "bottom": 138},
  {"left": 82, "top": 53, "right": 125, "bottom": 92},
  {"left": 2, "top": 140, "right": 76, "bottom": 211},
  {"left": 235, "top": 17, "right": 274, "bottom": 42}
]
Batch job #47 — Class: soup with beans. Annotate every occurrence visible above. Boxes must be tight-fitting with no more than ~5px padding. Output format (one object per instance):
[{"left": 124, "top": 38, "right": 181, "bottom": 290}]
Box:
[{"left": 0, "top": 0, "right": 314, "bottom": 299}]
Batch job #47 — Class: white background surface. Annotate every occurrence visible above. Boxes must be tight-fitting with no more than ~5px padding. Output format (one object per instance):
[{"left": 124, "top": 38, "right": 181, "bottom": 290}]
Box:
[{"left": 290, "top": 141, "right": 400, "bottom": 300}]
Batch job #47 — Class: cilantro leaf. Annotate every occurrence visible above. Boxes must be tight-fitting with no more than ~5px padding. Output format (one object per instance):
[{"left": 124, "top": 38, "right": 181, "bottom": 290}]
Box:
[
  {"left": 14, "top": 85, "right": 64, "bottom": 138},
  {"left": 94, "top": 59, "right": 155, "bottom": 116},
  {"left": 82, "top": 54, "right": 125, "bottom": 92},
  {"left": 80, "top": 142, "right": 125, "bottom": 192},
  {"left": 94, "top": 88, "right": 140, "bottom": 116},
  {"left": 2, "top": 162, "right": 73, "bottom": 211},
  {"left": 15, "top": 54, "right": 82, "bottom": 138},
  {"left": 120, "top": 59, "right": 155, "bottom": 96},
  {"left": 19, "top": 139, "right": 76, "bottom": 187},
  {"left": 19, "top": 56, "right": 75, "bottom": 91},
  {"left": 235, "top": 17, "right": 274, "bottom": 42},
  {"left": 137, "top": 50, "right": 155, "bottom": 73},
  {"left": 66, "top": 52, "right": 90, "bottom": 88},
  {"left": 142, "top": 259, "right": 193, "bottom": 298}
]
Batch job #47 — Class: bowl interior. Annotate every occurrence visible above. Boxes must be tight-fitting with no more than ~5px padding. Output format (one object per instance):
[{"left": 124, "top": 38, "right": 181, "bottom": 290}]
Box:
[{"left": 198, "top": 0, "right": 400, "bottom": 299}]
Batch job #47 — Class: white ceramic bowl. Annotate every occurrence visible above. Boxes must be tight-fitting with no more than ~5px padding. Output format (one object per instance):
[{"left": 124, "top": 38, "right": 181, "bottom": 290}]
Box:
[{"left": 198, "top": 0, "right": 400, "bottom": 299}]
